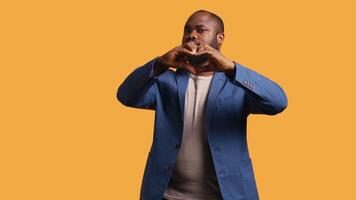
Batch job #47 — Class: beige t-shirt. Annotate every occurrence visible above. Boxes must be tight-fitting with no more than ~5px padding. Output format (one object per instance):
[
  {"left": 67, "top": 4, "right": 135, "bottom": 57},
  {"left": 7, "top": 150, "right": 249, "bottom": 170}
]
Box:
[{"left": 163, "top": 73, "right": 222, "bottom": 200}]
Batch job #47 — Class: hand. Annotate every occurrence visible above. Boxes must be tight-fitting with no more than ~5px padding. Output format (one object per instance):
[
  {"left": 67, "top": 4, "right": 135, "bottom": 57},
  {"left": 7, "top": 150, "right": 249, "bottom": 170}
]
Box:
[
  {"left": 191, "top": 43, "right": 235, "bottom": 75},
  {"left": 154, "top": 42, "right": 199, "bottom": 75}
]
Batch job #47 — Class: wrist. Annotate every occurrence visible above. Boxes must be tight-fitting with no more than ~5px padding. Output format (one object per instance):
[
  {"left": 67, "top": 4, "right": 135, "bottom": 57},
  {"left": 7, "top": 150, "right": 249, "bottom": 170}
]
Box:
[
  {"left": 153, "top": 57, "right": 169, "bottom": 76},
  {"left": 225, "top": 60, "right": 236, "bottom": 77}
]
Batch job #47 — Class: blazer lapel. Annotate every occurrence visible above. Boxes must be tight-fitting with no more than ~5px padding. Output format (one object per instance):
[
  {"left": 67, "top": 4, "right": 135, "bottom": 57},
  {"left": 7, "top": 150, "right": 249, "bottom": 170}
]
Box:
[
  {"left": 176, "top": 69, "right": 189, "bottom": 121},
  {"left": 176, "top": 69, "right": 226, "bottom": 122},
  {"left": 205, "top": 72, "right": 226, "bottom": 123}
]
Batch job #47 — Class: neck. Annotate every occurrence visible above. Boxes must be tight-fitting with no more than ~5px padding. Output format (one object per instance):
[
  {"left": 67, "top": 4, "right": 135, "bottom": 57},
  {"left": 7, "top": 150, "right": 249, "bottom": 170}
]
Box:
[{"left": 194, "top": 70, "right": 214, "bottom": 76}]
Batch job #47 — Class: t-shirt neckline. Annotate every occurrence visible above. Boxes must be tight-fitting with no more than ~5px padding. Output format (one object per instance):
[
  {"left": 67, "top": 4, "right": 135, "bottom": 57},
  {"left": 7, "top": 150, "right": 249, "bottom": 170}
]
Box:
[{"left": 189, "top": 73, "right": 214, "bottom": 80}]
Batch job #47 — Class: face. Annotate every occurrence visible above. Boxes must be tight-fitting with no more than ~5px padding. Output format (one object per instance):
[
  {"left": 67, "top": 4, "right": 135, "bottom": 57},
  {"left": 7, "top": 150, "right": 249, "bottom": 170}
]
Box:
[{"left": 181, "top": 12, "right": 222, "bottom": 51}]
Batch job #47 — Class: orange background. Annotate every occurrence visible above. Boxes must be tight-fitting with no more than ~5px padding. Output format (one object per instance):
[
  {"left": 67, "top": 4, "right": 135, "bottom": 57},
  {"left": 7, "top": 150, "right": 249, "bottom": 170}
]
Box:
[{"left": 1, "top": 0, "right": 355, "bottom": 199}]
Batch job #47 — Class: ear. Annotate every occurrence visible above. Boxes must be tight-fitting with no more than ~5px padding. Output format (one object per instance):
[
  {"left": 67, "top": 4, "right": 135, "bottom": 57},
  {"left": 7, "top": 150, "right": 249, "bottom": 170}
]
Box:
[{"left": 217, "top": 32, "right": 225, "bottom": 46}]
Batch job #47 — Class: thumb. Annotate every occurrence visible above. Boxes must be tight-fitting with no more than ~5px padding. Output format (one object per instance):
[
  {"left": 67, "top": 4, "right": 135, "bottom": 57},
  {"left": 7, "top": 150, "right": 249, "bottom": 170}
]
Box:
[{"left": 182, "top": 61, "right": 197, "bottom": 75}]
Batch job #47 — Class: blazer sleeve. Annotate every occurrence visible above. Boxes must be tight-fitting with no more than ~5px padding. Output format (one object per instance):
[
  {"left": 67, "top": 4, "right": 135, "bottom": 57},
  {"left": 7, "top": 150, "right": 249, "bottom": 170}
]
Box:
[
  {"left": 229, "top": 62, "right": 288, "bottom": 115},
  {"left": 116, "top": 57, "right": 161, "bottom": 110}
]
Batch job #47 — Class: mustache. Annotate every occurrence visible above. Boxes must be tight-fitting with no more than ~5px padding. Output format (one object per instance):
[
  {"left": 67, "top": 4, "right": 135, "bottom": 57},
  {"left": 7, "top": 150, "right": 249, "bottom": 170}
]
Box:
[
  {"left": 184, "top": 40, "right": 202, "bottom": 46},
  {"left": 183, "top": 40, "right": 219, "bottom": 51}
]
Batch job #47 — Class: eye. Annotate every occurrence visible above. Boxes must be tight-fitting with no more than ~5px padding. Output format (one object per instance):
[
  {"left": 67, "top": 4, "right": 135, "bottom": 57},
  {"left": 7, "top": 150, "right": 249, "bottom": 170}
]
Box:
[
  {"left": 197, "top": 28, "right": 207, "bottom": 33},
  {"left": 184, "top": 27, "right": 191, "bottom": 33}
]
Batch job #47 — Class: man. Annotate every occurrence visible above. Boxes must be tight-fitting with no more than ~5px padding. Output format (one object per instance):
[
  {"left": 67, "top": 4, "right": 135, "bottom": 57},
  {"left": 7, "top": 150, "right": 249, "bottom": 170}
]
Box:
[{"left": 117, "top": 10, "right": 288, "bottom": 200}]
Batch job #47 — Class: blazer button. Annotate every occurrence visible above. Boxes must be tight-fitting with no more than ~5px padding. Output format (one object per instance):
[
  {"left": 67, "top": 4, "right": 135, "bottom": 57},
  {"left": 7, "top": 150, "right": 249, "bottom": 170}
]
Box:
[
  {"left": 212, "top": 147, "right": 220, "bottom": 152},
  {"left": 218, "top": 170, "right": 226, "bottom": 176},
  {"left": 163, "top": 165, "right": 173, "bottom": 171}
]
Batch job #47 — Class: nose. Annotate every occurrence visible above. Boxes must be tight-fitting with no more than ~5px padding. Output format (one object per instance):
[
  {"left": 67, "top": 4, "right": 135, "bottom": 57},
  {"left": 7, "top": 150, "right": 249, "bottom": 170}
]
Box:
[
  {"left": 188, "top": 31, "right": 198, "bottom": 41},
  {"left": 189, "top": 34, "right": 197, "bottom": 40}
]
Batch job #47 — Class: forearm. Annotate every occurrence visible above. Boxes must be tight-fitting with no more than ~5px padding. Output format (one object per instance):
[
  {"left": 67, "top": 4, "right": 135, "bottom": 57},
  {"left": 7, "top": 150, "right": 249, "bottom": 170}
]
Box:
[
  {"left": 230, "top": 62, "right": 288, "bottom": 115},
  {"left": 152, "top": 56, "right": 169, "bottom": 77},
  {"left": 117, "top": 57, "right": 157, "bottom": 109}
]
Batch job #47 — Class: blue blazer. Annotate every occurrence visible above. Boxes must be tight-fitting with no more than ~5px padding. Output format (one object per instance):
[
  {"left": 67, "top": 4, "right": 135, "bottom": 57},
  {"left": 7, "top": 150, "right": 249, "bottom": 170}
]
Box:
[{"left": 117, "top": 57, "right": 288, "bottom": 200}]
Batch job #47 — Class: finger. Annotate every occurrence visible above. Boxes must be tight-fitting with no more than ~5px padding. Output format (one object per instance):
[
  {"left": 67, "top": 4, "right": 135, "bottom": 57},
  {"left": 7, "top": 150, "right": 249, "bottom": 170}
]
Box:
[
  {"left": 195, "top": 49, "right": 214, "bottom": 57},
  {"left": 182, "top": 62, "right": 197, "bottom": 74},
  {"left": 182, "top": 41, "right": 198, "bottom": 53},
  {"left": 196, "top": 43, "right": 205, "bottom": 52},
  {"left": 175, "top": 48, "right": 195, "bottom": 63},
  {"left": 197, "top": 43, "right": 213, "bottom": 50},
  {"left": 197, "top": 44, "right": 216, "bottom": 55},
  {"left": 177, "top": 46, "right": 195, "bottom": 56}
]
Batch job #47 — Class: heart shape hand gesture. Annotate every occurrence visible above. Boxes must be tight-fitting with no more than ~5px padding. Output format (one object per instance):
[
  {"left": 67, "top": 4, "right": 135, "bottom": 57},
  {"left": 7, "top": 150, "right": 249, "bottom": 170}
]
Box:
[{"left": 154, "top": 41, "right": 235, "bottom": 76}]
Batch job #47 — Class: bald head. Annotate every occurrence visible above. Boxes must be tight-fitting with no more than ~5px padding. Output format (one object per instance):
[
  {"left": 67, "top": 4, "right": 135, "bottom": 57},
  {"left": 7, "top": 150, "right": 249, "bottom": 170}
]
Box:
[
  {"left": 188, "top": 10, "right": 224, "bottom": 35},
  {"left": 182, "top": 9, "right": 225, "bottom": 51}
]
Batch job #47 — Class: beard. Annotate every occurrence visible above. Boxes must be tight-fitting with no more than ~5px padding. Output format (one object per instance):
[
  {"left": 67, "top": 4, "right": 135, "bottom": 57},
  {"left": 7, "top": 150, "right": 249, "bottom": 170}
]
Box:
[
  {"left": 209, "top": 36, "right": 220, "bottom": 51},
  {"left": 187, "top": 36, "right": 219, "bottom": 67}
]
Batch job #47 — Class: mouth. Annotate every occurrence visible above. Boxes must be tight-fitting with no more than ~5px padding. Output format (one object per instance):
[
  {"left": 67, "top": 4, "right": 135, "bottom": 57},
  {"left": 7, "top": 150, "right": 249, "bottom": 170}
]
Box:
[
  {"left": 185, "top": 40, "right": 208, "bottom": 66},
  {"left": 191, "top": 40, "right": 201, "bottom": 46},
  {"left": 186, "top": 40, "right": 201, "bottom": 47}
]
